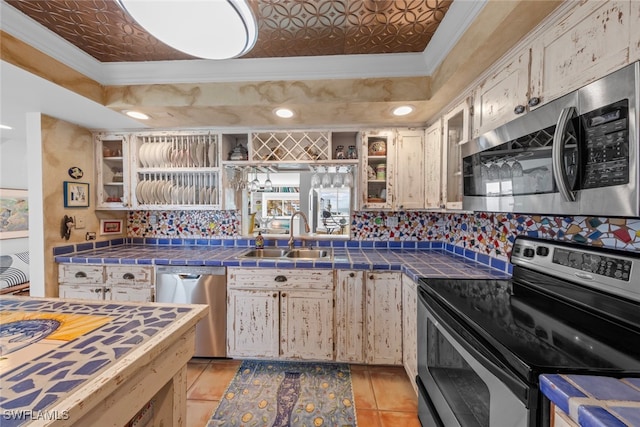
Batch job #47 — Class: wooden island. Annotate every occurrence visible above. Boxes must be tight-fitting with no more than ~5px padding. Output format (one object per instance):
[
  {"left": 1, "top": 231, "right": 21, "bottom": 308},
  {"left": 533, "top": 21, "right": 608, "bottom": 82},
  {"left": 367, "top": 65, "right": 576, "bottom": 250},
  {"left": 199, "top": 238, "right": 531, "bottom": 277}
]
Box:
[{"left": 0, "top": 296, "right": 207, "bottom": 426}]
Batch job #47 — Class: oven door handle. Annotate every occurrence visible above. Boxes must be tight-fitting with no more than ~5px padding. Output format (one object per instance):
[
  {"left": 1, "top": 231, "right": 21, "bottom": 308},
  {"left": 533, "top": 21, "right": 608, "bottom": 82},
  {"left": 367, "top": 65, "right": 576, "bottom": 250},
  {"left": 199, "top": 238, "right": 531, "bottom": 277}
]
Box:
[
  {"left": 552, "top": 106, "right": 577, "bottom": 202},
  {"left": 418, "top": 288, "right": 530, "bottom": 404}
]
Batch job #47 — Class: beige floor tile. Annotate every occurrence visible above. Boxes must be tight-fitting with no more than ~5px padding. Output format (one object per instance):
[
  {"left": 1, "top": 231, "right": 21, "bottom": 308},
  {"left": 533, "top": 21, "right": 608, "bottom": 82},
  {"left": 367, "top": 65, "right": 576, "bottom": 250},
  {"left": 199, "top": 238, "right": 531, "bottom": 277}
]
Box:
[
  {"left": 186, "top": 399, "right": 219, "bottom": 427},
  {"left": 369, "top": 366, "right": 418, "bottom": 412},
  {"left": 187, "top": 361, "right": 209, "bottom": 389},
  {"left": 356, "top": 409, "right": 382, "bottom": 427},
  {"left": 379, "top": 410, "right": 421, "bottom": 427},
  {"left": 350, "top": 366, "right": 377, "bottom": 410},
  {"left": 187, "top": 359, "right": 241, "bottom": 400}
]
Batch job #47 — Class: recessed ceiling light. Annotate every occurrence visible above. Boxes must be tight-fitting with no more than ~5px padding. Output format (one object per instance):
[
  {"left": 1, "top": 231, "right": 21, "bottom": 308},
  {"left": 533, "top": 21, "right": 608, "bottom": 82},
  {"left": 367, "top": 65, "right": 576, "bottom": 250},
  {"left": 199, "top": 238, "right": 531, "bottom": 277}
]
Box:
[
  {"left": 0, "top": 124, "right": 13, "bottom": 130},
  {"left": 274, "top": 108, "right": 294, "bottom": 118},
  {"left": 392, "top": 105, "right": 414, "bottom": 116},
  {"left": 123, "top": 110, "right": 150, "bottom": 120}
]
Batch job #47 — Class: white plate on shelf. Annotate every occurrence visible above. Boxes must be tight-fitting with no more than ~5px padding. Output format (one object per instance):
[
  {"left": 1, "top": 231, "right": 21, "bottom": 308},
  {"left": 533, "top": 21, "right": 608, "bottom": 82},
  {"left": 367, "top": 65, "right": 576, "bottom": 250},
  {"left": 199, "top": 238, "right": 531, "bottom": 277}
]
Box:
[
  {"left": 135, "top": 181, "right": 145, "bottom": 204},
  {"left": 196, "top": 141, "right": 205, "bottom": 167},
  {"left": 163, "top": 181, "right": 172, "bottom": 204},
  {"left": 139, "top": 144, "right": 149, "bottom": 168},
  {"left": 139, "top": 180, "right": 149, "bottom": 204},
  {"left": 208, "top": 142, "right": 216, "bottom": 167}
]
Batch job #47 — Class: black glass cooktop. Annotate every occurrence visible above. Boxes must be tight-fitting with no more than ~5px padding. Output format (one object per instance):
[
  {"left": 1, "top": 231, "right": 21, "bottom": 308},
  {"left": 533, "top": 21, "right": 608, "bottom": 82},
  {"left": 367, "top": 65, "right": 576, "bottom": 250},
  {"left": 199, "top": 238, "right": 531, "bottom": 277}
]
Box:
[{"left": 419, "top": 267, "right": 640, "bottom": 383}]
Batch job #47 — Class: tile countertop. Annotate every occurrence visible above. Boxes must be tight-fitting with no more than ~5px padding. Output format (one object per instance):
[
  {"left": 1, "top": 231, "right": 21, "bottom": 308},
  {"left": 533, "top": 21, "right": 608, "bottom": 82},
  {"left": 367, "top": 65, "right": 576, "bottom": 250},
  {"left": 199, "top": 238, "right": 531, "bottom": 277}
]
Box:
[
  {"left": 53, "top": 245, "right": 512, "bottom": 282},
  {"left": 541, "top": 374, "right": 640, "bottom": 426},
  {"left": 0, "top": 297, "right": 207, "bottom": 426}
]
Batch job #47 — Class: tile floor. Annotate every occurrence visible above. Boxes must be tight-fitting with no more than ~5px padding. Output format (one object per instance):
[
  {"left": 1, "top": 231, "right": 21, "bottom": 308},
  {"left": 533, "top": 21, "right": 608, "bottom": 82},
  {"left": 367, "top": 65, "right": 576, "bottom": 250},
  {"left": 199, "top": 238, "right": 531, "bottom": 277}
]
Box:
[{"left": 186, "top": 358, "right": 421, "bottom": 427}]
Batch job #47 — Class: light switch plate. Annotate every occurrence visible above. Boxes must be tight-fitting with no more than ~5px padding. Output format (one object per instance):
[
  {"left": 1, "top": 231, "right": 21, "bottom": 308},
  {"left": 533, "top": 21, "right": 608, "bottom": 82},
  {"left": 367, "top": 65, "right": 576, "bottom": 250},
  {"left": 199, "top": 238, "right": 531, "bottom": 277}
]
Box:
[
  {"left": 75, "top": 215, "right": 86, "bottom": 229},
  {"left": 386, "top": 216, "right": 398, "bottom": 227}
]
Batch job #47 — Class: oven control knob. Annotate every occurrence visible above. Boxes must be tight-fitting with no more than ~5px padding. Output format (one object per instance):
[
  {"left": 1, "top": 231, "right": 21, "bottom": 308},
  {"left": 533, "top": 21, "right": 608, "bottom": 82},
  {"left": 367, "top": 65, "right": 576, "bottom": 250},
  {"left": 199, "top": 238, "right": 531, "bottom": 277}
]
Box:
[
  {"left": 523, "top": 248, "right": 535, "bottom": 258},
  {"left": 536, "top": 246, "right": 549, "bottom": 256}
]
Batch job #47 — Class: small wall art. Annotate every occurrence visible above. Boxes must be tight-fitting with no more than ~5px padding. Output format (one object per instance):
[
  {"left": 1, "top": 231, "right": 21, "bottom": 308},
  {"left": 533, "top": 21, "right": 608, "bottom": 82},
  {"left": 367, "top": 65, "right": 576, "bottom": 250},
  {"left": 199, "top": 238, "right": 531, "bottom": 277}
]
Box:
[
  {"left": 63, "top": 181, "right": 89, "bottom": 208},
  {"left": 100, "top": 219, "right": 123, "bottom": 235},
  {"left": 0, "top": 188, "right": 29, "bottom": 239}
]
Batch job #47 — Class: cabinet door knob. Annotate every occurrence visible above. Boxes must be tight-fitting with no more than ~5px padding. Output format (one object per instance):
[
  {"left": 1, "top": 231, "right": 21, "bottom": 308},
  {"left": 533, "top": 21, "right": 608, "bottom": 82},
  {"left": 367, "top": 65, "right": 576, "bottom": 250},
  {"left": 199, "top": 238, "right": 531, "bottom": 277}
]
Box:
[
  {"left": 528, "top": 97, "right": 541, "bottom": 107},
  {"left": 349, "top": 272, "right": 355, "bottom": 278},
  {"left": 75, "top": 271, "right": 87, "bottom": 278},
  {"left": 273, "top": 293, "right": 278, "bottom": 298},
  {"left": 274, "top": 275, "right": 287, "bottom": 282},
  {"left": 369, "top": 274, "right": 374, "bottom": 280},
  {"left": 123, "top": 273, "right": 135, "bottom": 280},
  {"left": 513, "top": 105, "right": 526, "bottom": 115},
  {"left": 281, "top": 293, "right": 287, "bottom": 297}
]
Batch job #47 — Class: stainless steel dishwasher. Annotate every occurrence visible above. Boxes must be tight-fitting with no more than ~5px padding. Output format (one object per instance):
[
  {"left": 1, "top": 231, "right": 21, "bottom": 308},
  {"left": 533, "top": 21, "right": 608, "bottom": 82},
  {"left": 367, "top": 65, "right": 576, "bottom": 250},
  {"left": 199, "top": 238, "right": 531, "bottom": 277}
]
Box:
[{"left": 155, "top": 266, "right": 226, "bottom": 357}]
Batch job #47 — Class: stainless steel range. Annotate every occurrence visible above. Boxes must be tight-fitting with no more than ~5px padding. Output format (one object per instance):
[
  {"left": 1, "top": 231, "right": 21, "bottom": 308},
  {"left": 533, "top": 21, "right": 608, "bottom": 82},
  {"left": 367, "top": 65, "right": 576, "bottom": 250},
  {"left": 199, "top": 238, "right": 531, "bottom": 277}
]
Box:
[{"left": 417, "top": 236, "right": 640, "bottom": 426}]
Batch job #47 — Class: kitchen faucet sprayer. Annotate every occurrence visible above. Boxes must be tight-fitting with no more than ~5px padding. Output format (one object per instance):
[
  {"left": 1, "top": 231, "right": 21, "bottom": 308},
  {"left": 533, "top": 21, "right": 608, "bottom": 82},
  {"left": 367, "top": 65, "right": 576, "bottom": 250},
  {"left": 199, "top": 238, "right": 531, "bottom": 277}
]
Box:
[{"left": 288, "top": 211, "right": 310, "bottom": 250}]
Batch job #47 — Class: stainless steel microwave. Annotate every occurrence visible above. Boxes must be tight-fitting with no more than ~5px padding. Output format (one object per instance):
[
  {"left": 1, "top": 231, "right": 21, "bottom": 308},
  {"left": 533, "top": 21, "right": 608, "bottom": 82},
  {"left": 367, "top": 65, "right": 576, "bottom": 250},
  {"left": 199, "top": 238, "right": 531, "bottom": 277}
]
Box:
[{"left": 462, "top": 61, "right": 639, "bottom": 217}]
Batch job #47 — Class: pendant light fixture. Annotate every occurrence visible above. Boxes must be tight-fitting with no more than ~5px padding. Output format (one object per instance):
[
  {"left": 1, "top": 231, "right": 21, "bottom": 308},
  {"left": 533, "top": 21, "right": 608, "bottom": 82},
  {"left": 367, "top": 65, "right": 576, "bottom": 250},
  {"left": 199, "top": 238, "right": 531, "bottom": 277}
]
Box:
[{"left": 117, "top": 0, "right": 257, "bottom": 60}]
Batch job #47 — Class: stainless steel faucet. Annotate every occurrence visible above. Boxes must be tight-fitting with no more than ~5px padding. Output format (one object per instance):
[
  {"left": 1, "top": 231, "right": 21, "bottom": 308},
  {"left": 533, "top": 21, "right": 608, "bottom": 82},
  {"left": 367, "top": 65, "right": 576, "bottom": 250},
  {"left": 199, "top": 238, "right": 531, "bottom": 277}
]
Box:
[{"left": 288, "top": 211, "right": 310, "bottom": 250}]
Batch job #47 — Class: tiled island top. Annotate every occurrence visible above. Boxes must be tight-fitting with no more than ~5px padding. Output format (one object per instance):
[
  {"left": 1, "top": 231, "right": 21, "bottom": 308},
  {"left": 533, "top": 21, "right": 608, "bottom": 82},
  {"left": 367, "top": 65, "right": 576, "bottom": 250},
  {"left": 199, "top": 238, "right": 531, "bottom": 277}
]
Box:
[
  {"left": 0, "top": 296, "right": 207, "bottom": 426},
  {"left": 541, "top": 374, "right": 640, "bottom": 426}
]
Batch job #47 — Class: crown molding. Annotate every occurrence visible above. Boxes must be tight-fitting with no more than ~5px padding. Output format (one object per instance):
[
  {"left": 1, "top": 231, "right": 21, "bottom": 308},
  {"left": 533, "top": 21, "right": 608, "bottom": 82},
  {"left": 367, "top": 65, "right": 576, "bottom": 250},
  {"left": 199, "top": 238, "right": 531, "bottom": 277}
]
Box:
[{"left": 1, "top": 0, "right": 486, "bottom": 85}]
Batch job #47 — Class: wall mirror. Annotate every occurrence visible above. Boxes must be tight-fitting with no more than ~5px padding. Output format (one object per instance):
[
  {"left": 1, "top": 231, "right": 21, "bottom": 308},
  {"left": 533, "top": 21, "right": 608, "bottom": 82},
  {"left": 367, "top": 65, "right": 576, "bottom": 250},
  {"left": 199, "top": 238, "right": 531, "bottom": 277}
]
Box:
[{"left": 228, "top": 167, "right": 355, "bottom": 239}]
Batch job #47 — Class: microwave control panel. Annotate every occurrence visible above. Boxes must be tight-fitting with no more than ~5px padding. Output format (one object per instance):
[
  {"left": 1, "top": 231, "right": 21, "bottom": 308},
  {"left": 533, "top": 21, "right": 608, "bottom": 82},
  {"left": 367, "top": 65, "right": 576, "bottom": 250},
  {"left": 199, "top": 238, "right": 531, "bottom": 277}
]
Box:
[{"left": 581, "top": 99, "right": 629, "bottom": 189}]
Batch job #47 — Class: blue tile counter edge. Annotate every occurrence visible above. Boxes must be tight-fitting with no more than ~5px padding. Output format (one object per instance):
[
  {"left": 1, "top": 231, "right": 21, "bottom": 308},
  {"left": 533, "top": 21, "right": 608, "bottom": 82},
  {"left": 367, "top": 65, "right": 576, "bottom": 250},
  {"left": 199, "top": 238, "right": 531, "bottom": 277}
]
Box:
[
  {"left": 54, "top": 242, "right": 512, "bottom": 279},
  {"left": 540, "top": 374, "right": 640, "bottom": 426}
]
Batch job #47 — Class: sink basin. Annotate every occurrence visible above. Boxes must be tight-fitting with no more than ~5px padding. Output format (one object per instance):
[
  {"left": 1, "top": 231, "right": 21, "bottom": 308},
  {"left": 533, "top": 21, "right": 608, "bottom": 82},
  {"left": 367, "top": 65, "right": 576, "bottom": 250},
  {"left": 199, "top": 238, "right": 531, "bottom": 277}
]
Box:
[
  {"left": 285, "top": 249, "right": 331, "bottom": 259},
  {"left": 238, "top": 248, "right": 332, "bottom": 260},
  {"left": 239, "top": 249, "right": 289, "bottom": 258}
]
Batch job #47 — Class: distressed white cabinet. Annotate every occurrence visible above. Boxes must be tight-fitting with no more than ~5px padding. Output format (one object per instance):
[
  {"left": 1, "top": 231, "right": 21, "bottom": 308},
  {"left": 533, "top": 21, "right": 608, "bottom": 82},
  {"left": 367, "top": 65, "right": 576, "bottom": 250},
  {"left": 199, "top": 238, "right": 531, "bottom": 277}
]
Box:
[
  {"left": 95, "top": 133, "right": 131, "bottom": 210},
  {"left": 394, "top": 129, "right": 425, "bottom": 210},
  {"left": 360, "top": 130, "right": 395, "bottom": 210},
  {"left": 530, "top": 0, "right": 632, "bottom": 109},
  {"left": 442, "top": 100, "right": 471, "bottom": 210},
  {"left": 472, "top": 48, "right": 531, "bottom": 138},
  {"left": 365, "top": 271, "right": 403, "bottom": 365},
  {"left": 335, "top": 270, "right": 365, "bottom": 363},
  {"left": 402, "top": 275, "right": 418, "bottom": 395},
  {"left": 58, "top": 264, "right": 154, "bottom": 302},
  {"left": 226, "top": 268, "right": 334, "bottom": 360},
  {"left": 227, "top": 288, "right": 280, "bottom": 358},
  {"left": 424, "top": 121, "right": 443, "bottom": 209},
  {"left": 280, "top": 289, "right": 334, "bottom": 360}
]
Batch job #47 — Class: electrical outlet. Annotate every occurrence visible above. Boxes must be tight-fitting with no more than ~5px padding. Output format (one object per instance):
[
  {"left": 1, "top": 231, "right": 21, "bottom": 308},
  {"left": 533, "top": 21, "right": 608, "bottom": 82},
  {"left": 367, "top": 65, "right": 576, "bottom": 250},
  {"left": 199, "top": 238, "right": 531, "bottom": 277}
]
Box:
[
  {"left": 386, "top": 216, "right": 398, "bottom": 227},
  {"left": 149, "top": 214, "right": 157, "bottom": 225},
  {"left": 85, "top": 232, "right": 96, "bottom": 241}
]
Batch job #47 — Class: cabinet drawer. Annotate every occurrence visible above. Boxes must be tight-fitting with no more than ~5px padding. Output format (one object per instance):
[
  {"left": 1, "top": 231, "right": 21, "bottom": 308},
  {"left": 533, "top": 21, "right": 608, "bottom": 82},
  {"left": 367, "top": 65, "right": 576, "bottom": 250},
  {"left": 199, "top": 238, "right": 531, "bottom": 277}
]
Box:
[
  {"left": 105, "top": 265, "right": 154, "bottom": 287},
  {"left": 228, "top": 268, "right": 333, "bottom": 290},
  {"left": 58, "top": 264, "right": 104, "bottom": 284}
]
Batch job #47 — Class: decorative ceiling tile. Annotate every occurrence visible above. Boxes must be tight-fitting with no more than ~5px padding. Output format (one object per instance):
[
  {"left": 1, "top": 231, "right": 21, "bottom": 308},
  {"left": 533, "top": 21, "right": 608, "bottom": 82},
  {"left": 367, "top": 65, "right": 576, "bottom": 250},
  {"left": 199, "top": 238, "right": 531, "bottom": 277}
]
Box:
[{"left": 6, "top": 0, "right": 452, "bottom": 62}]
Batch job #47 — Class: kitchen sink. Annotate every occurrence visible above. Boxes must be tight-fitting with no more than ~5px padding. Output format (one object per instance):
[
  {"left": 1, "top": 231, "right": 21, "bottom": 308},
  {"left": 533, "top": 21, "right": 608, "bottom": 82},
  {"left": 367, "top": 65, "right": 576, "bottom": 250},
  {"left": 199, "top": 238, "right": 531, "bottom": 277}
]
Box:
[
  {"left": 238, "top": 248, "right": 332, "bottom": 260},
  {"left": 285, "top": 249, "right": 331, "bottom": 259},
  {"left": 239, "top": 249, "right": 289, "bottom": 258}
]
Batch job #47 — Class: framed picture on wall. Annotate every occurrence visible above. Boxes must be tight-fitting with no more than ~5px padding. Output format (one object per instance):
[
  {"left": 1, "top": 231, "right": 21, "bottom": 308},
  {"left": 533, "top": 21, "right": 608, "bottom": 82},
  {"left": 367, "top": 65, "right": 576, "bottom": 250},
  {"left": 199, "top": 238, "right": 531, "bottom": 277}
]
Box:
[
  {"left": 100, "top": 219, "right": 123, "bottom": 235},
  {"left": 0, "top": 188, "right": 29, "bottom": 239},
  {"left": 63, "top": 181, "right": 90, "bottom": 208}
]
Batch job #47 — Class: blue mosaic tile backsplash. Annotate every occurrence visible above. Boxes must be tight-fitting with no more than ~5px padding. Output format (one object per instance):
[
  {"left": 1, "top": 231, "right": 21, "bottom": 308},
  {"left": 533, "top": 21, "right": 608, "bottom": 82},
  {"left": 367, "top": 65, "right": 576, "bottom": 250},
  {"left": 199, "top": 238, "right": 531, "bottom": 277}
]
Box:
[{"left": 127, "top": 210, "right": 640, "bottom": 261}]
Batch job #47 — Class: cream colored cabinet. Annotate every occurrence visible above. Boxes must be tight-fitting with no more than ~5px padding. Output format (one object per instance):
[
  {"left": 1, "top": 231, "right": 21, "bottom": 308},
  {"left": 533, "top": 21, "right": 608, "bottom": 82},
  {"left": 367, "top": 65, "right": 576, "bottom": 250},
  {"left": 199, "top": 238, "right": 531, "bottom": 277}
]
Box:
[
  {"left": 335, "top": 270, "right": 365, "bottom": 363},
  {"left": 227, "top": 288, "right": 280, "bottom": 358},
  {"left": 402, "top": 275, "right": 418, "bottom": 395},
  {"left": 360, "top": 130, "right": 395, "bottom": 209},
  {"left": 226, "top": 268, "right": 334, "bottom": 360},
  {"left": 365, "top": 271, "right": 403, "bottom": 365},
  {"left": 530, "top": 0, "right": 632, "bottom": 109},
  {"left": 394, "top": 129, "right": 425, "bottom": 210},
  {"left": 472, "top": 49, "right": 531, "bottom": 138},
  {"left": 96, "top": 133, "right": 130, "bottom": 210},
  {"left": 424, "top": 121, "right": 443, "bottom": 209},
  {"left": 58, "top": 264, "right": 154, "bottom": 302},
  {"left": 442, "top": 99, "right": 471, "bottom": 210}
]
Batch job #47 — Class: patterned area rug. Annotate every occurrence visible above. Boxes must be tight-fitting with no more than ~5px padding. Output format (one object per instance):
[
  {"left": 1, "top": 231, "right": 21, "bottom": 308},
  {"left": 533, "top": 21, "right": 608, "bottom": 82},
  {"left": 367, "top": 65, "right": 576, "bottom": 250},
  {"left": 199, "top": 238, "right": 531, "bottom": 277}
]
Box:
[{"left": 208, "top": 360, "right": 357, "bottom": 427}]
